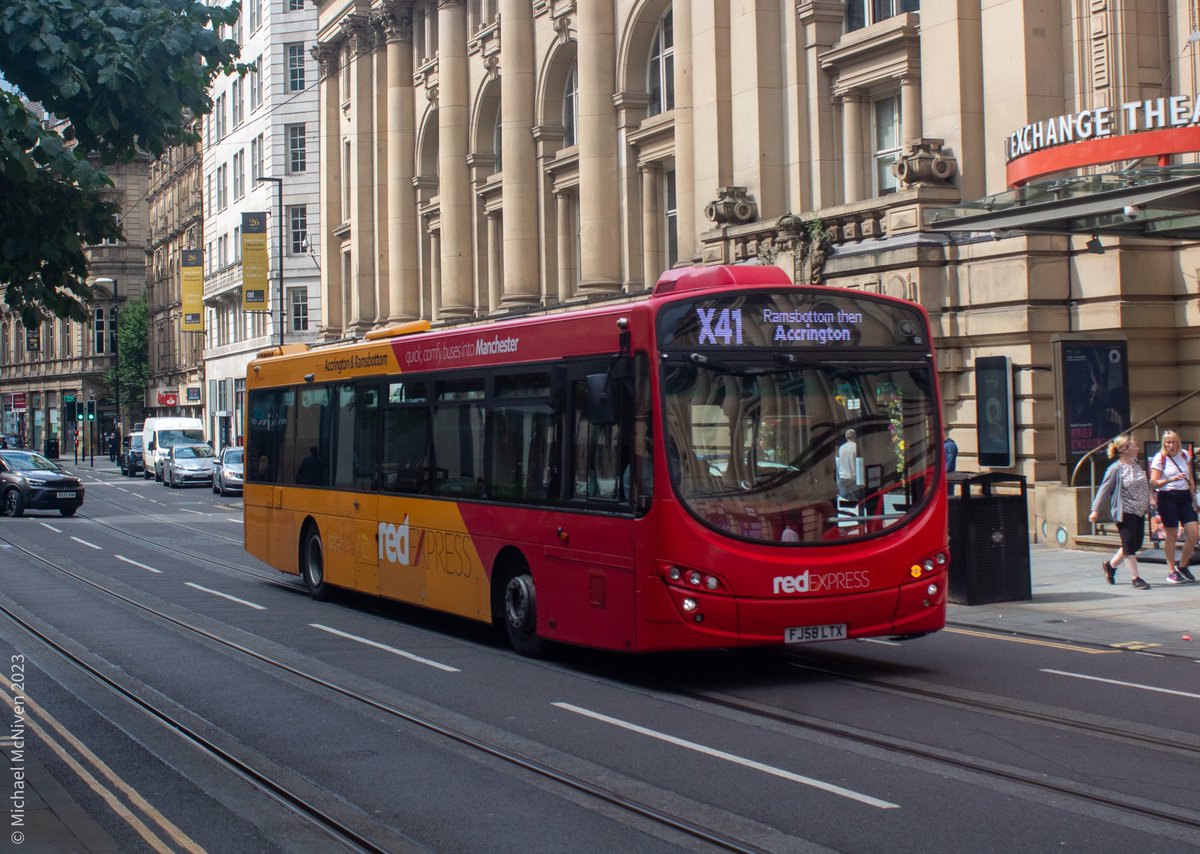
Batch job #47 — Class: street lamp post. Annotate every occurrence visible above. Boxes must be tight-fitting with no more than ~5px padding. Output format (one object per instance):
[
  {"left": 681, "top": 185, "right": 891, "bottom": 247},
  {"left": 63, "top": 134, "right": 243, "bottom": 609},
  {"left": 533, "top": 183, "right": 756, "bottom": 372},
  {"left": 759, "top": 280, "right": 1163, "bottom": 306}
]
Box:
[{"left": 255, "top": 176, "right": 285, "bottom": 348}]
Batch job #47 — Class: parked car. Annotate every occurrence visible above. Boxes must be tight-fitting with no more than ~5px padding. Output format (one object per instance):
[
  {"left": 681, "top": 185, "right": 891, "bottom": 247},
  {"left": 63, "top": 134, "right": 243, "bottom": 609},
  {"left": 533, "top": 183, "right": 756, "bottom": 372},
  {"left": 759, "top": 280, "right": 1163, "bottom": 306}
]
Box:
[
  {"left": 120, "top": 430, "right": 144, "bottom": 477},
  {"left": 0, "top": 449, "right": 85, "bottom": 517},
  {"left": 212, "top": 447, "right": 244, "bottom": 496},
  {"left": 163, "top": 444, "right": 217, "bottom": 488}
]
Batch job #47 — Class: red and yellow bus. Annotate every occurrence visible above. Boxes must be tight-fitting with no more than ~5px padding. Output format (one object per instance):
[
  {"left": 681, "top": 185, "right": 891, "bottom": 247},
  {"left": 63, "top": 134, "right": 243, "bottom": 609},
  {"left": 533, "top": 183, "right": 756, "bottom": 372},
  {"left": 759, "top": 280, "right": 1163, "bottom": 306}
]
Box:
[{"left": 245, "top": 265, "right": 948, "bottom": 655}]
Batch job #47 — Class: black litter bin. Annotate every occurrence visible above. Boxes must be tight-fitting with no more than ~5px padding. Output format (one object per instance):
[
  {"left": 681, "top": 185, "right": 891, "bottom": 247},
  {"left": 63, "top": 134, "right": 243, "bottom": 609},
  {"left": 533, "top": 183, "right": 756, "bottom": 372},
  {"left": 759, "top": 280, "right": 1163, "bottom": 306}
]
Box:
[
  {"left": 947, "top": 472, "right": 1031, "bottom": 605},
  {"left": 43, "top": 437, "right": 59, "bottom": 460}
]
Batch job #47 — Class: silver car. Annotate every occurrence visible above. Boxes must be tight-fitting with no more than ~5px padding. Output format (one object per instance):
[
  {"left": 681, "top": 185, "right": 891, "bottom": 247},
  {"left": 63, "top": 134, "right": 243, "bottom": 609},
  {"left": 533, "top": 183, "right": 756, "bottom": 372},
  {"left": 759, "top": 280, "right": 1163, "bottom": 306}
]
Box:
[
  {"left": 164, "top": 444, "right": 217, "bottom": 488},
  {"left": 213, "top": 447, "right": 244, "bottom": 496}
]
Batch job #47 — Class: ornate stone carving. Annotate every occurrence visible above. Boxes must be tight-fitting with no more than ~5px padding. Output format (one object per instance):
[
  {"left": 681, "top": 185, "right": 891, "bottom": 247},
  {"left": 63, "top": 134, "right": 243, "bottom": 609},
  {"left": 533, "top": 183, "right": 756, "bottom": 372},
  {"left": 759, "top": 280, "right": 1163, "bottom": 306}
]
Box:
[
  {"left": 553, "top": 13, "right": 572, "bottom": 44},
  {"left": 890, "top": 138, "right": 958, "bottom": 188},
  {"left": 774, "top": 213, "right": 832, "bottom": 284},
  {"left": 704, "top": 186, "right": 758, "bottom": 225},
  {"left": 375, "top": 1, "right": 414, "bottom": 42},
  {"left": 482, "top": 53, "right": 499, "bottom": 80},
  {"left": 310, "top": 42, "right": 340, "bottom": 79},
  {"left": 341, "top": 14, "right": 375, "bottom": 57}
]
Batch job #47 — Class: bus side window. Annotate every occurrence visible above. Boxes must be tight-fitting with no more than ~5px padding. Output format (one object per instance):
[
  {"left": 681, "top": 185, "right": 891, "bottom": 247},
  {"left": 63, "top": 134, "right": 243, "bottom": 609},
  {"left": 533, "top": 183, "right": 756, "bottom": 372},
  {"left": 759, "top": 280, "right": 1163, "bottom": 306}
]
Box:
[{"left": 571, "top": 375, "right": 626, "bottom": 501}]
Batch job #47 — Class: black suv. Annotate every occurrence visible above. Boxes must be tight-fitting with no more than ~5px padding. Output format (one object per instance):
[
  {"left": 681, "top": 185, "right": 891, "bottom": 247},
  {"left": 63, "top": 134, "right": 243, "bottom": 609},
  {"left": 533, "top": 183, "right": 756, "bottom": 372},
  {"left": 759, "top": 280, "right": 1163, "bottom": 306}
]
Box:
[{"left": 120, "top": 431, "right": 144, "bottom": 477}]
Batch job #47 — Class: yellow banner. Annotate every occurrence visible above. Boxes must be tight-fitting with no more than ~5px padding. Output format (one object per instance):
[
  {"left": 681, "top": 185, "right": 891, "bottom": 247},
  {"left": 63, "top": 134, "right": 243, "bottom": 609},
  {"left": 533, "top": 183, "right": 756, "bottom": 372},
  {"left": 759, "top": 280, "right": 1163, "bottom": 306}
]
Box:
[
  {"left": 242, "top": 211, "right": 268, "bottom": 312},
  {"left": 181, "top": 248, "right": 204, "bottom": 332}
]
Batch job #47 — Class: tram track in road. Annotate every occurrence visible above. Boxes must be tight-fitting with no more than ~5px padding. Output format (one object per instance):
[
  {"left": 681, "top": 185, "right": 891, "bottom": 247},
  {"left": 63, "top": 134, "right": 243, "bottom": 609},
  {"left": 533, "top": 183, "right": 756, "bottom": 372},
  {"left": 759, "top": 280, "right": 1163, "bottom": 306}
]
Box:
[
  {"left": 644, "top": 651, "right": 1200, "bottom": 841},
  {"left": 0, "top": 537, "right": 778, "bottom": 854}
]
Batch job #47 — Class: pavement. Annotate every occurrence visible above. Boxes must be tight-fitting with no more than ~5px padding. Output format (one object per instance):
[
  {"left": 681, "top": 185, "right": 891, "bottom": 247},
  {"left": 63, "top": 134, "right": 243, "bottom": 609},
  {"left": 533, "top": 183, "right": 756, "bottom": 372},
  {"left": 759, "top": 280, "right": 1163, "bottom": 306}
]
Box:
[{"left": 6, "top": 454, "right": 1198, "bottom": 850}]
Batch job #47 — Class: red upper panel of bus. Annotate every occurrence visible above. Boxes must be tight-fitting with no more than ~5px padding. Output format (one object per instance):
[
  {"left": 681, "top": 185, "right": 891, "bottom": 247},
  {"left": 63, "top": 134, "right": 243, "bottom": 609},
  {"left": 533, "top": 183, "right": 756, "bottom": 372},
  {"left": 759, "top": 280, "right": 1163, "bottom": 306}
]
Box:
[{"left": 653, "top": 264, "right": 793, "bottom": 297}]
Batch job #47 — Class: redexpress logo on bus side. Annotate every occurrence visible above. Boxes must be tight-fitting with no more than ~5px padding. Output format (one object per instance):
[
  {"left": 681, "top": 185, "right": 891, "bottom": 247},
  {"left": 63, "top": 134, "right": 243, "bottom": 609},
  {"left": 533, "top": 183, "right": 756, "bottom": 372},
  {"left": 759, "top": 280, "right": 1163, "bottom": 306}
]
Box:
[
  {"left": 773, "top": 570, "right": 871, "bottom": 594},
  {"left": 379, "top": 516, "right": 411, "bottom": 565}
]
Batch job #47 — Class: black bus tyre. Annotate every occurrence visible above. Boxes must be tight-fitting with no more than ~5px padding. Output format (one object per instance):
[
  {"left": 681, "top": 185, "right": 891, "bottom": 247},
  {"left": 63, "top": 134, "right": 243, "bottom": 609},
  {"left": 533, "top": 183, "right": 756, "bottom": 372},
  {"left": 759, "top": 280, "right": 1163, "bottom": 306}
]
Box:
[
  {"left": 2, "top": 488, "right": 24, "bottom": 518},
  {"left": 302, "top": 525, "right": 330, "bottom": 601},
  {"left": 503, "top": 569, "right": 544, "bottom": 657}
]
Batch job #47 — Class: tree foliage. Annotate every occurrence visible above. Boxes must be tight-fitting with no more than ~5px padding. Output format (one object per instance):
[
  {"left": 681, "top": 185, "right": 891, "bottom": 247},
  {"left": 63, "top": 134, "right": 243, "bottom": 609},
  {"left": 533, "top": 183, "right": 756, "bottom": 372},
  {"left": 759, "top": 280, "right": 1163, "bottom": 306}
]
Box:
[{"left": 0, "top": 0, "right": 246, "bottom": 329}]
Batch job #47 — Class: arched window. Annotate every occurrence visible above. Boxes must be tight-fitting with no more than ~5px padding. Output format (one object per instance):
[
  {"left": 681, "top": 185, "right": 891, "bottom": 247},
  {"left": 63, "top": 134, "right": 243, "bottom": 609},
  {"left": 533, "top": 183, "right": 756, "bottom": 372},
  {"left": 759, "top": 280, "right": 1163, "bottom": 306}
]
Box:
[
  {"left": 647, "top": 10, "right": 674, "bottom": 116},
  {"left": 563, "top": 61, "right": 578, "bottom": 146},
  {"left": 493, "top": 110, "right": 503, "bottom": 172}
]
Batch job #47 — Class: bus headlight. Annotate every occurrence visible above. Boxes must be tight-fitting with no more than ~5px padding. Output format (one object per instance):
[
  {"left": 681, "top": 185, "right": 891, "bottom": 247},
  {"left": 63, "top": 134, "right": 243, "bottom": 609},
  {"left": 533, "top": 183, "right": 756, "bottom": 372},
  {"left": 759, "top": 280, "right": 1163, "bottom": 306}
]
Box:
[
  {"left": 927, "top": 583, "right": 938, "bottom": 596},
  {"left": 667, "top": 566, "right": 681, "bottom": 581},
  {"left": 688, "top": 570, "right": 703, "bottom": 586},
  {"left": 681, "top": 598, "right": 698, "bottom": 612}
]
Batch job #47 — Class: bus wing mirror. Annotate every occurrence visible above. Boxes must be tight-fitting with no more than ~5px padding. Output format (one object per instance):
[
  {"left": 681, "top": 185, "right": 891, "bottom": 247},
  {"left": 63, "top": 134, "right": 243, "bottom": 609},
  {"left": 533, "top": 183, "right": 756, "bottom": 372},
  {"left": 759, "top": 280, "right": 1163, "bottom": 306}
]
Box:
[{"left": 586, "top": 374, "right": 617, "bottom": 426}]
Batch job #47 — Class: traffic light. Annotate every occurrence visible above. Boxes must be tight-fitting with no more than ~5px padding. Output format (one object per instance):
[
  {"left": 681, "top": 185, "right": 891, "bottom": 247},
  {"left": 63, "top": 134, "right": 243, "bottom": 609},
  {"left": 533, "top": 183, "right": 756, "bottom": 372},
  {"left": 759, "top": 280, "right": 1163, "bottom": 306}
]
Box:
[
  {"left": 86, "top": 399, "right": 96, "bottom": 422},
  {"left": 76, "top": 402, "right": 84, "bottom": 422}
]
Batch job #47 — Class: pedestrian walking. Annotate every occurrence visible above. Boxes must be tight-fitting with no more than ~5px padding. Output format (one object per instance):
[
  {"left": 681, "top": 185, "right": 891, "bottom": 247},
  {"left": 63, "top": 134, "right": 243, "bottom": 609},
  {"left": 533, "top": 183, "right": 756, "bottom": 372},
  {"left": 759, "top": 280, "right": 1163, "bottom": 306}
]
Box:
[
  {"left": 1149, "top": 429, "right": 1197, "bottom": 583},
  {"left": 1088, "top": 433, "right": 1151, "bottom": 590},
  {"left": 944, "top": 434, "right": 958, "bottom": 472}
]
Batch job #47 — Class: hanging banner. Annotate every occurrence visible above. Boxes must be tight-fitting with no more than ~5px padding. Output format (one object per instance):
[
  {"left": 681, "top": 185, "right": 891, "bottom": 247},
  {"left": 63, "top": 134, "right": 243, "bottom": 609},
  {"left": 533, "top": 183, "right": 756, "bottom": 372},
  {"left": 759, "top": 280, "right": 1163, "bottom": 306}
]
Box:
[
  {"left": 181, "top": 248, "right": 204, "bottom": 332},
  {"left": 241, "top": 211, "right": 269, "bottom": 312}
]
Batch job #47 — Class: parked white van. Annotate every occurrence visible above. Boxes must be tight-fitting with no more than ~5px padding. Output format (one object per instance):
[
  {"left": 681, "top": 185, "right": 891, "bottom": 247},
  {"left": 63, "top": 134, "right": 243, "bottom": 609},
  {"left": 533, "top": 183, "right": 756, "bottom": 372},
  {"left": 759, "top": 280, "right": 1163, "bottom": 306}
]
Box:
[{"left": 142, "top": 417, "right": 206, "bottom": 481}]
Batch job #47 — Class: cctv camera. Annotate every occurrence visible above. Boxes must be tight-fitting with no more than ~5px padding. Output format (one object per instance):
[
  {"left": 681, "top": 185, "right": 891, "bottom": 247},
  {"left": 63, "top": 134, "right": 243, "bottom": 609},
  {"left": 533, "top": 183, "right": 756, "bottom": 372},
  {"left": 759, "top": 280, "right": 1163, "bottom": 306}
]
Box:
[{"left": 1123, "top": 204, "right": 1142, "bottom": 218}]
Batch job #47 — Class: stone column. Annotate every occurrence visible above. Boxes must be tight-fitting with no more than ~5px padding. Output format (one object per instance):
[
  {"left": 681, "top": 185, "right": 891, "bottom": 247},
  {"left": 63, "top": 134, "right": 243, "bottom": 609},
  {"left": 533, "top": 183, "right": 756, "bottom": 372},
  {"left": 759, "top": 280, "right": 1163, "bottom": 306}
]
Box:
[
  {"left": 378, "top": 2, "right": 419, "bottom": 322},
  {"left": 312, "top": 41, "right": 343, "bottom": 336},
  {"left": 499, "top": 0, "right": 539, "bottom": 306},
  {"left": 555, "top": 191, "right": 573, "bottom": 303},
  {"left": 900, "top": 77, "right": 922, "bottom": 143},
  {"left": 576, "top": 0, "right": 621, "bottom": 293},
  {"left": 345, "top": 15, "right": 377, "bottom": 329},
  {"left": 437, "top": 0, "right": 474, "bottom": 319},
  {"left": 640, "top": 165, "right": 661, "bottom": 290},
  {"left": 428, "top": 225, "right": 442, "bottom": 319},
  {"left": 673, "top": 0, "right": 695, "bottom": 264},
  {"left": 841, "top": 92, "right": 865, "bottom": 204}
]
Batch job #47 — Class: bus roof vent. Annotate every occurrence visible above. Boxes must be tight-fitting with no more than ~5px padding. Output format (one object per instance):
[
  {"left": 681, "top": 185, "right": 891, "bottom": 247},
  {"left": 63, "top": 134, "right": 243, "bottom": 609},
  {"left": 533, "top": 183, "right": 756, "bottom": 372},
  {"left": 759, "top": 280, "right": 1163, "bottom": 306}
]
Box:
[
  {"left": 364, "top": 320, "right": 433, "bottom": 340},
  {"left": 652, "top": 264, "right": 792, "bottom": 297},
  {"left": 255, "top": 343, "right": 310, "bottom": 359}
]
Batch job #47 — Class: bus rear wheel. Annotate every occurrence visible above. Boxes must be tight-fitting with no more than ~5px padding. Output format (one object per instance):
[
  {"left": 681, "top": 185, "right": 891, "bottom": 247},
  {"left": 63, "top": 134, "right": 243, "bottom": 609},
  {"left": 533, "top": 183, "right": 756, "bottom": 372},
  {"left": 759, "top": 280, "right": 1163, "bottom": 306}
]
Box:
[
  {"left": 503, "top": 569, "right": 544, "bottom": 658},
  {"left": 302, "top": 525, "right": 330, "bottom": 601}
]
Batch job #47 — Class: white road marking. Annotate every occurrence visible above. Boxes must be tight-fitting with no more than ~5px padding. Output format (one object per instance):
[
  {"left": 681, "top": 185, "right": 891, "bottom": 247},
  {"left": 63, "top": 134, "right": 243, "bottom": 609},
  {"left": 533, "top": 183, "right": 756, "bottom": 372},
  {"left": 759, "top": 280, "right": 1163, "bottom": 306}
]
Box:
[
  {"left": 1041, "top": 669, "right": 1200, "bottom": 699},
  {"left": 179, "top": 509, "right": 205, "bottom": 515},
  {"left": 116, "top": 555, "right": 163, "bottom": 574},
  {"left": 40, "top": 523, "right": 62, "bottom": 533},
  {"left": 310, "top": 624, "right": 460, "bottom": 672},
  {"left": 70, "top": 536, "right": 101, "bottom": 550},
  {"left": 185, "top": 582, "right": 266, "bottom": 610},
  {"left": 553, "top": 702, "right": 900, "bottom": 809},
  {"left": 859, "top": 638, "right": 902, "bottom": 647},
  {"left": 227, "top": 517, "right": 243, "bottom": 524}
]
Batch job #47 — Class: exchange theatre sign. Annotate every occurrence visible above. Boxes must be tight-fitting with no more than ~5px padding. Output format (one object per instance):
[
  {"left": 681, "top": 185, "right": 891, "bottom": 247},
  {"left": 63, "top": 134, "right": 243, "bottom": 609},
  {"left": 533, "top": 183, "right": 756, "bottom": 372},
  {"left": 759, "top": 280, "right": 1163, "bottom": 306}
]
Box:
[{"left": 1005, "top": 94, "right": 1200, "bottom": 186}]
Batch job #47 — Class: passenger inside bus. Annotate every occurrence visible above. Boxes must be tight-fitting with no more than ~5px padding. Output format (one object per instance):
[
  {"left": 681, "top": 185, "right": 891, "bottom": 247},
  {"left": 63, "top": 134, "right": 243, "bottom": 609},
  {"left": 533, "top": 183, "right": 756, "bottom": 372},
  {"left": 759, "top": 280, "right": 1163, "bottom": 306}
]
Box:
[{"left": 295, "top": 446, "right": 327, "bottom": 486}]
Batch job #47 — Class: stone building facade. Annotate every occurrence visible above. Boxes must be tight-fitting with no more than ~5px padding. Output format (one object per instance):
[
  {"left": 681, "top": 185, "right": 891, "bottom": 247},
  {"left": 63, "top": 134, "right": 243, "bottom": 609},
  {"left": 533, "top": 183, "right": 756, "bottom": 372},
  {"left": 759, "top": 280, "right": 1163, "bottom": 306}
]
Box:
[
  {"left": 146, "top": 136, "right": 206, "bottom": 425},
  {"left": 310, "top": 0, "right": 1200, "bottom": 542}
]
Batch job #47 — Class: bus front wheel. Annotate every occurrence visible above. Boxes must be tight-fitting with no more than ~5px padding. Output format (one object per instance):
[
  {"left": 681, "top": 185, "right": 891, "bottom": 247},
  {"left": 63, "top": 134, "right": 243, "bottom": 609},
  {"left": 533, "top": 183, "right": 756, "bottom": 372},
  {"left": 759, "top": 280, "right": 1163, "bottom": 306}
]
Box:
[
  {"left": 503, "top": 569, "right": 544, "bottom": 658},
  {"left": 302, "top": 525, "right": 330, "bottom": 601}
]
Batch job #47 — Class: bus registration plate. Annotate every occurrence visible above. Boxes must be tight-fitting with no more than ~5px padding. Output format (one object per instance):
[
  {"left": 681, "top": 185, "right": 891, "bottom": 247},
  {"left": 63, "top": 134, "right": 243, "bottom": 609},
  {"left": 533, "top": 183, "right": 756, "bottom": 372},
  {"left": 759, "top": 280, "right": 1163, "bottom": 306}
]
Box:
[{"left": 785, "top": 623, "right": 847, "bottom": 643}]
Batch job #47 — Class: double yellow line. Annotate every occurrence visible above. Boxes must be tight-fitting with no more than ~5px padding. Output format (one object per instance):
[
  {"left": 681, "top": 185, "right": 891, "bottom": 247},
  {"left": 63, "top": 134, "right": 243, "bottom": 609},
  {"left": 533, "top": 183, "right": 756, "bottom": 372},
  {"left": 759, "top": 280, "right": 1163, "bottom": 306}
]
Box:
[
  {"left": 0, "top": 675, "right": 204, "bottom": 853},
  {"left": 946, "top": 626, "right": 1122, "bottom": 654}
]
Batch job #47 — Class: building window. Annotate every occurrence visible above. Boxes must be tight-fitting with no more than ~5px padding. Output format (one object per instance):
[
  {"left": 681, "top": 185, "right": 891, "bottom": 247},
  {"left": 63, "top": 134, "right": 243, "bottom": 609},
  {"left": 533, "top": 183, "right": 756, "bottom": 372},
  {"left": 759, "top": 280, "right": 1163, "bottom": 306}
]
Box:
[
  {"left": 250, "top": 136, "right": 261, "bottom": 182},
  {"left": 340, "top": 41, "right": 352, "bottom": 101},
  {"left": 873, "top": 96, "right": 900, "bottom": 195},
  {"left": 60, "top": 320, "right": 71, "bottom": 356},
  {"left": 847, "top": 0, "right": 919, "bottom": 32},
  {"left": 233, "top": 149, "right": 245, "bottom": 200},
  {"left": 218, "top": 234, "right": 228, "bottom": 269},
  {"left": 251, "top": 55, "right": 263, "bottom": 111},
  {"left": 249, "top": 0, "right": 261, "bottom": 31},
  {"left": 206, "top": 174, "right": 212, "bottom": 213},
  {"left": 93, "top": 309, "right": 105, "bottom": 355},
  {"left": 216, "top": 93, "right": 226, "bottom": 139},
  {"left": 232, "top": 77, "right": 243, "bottom": 127},
  {"left": 234, "top": 226, "right": 242, "bottom": 262},
  {"left": 287, "top": 43, "right": 306, "bottom": 92},
  {"left": 492, "top": 111, "right": 502, "bottom": 172},
  {"left": 216, "top": 163, "right": 228, "bottom": 210},
  {"left": 342, "top": 140, "right": 351, "bottom": 214},
  {"left": 563, "top": 62, "right": 578, "bottom": 147},
  {"left": 288, "top": 0, "right": 304, "bottom": 10},
  {"left": 647, "top": 10, "right": 674, "bottom": 116},
  {"left": 290, "top": 288, "right": 309, "bottom": 332},
  {"left": 289, "top": 205, "right": 308, "bottom": 254},
  {"left": 287, "top": 124, "right": 306, "bottom": 173},
  {"left": 99, "top": 211, "right": 121, "bottom": 245}
]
